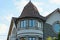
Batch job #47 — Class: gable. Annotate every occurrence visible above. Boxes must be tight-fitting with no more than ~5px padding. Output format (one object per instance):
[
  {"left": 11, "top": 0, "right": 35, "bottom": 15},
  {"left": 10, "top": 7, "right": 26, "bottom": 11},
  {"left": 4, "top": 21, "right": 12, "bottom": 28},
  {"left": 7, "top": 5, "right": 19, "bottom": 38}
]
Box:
[{"left": 46, "top": 11, "right": 60, "bottom": 25}]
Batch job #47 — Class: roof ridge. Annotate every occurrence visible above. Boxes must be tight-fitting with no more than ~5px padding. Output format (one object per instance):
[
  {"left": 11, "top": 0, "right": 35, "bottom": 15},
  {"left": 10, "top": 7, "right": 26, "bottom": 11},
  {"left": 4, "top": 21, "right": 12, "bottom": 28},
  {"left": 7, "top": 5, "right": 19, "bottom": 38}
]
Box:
[{"left": 46, "top": 8, "right": 60, "bottom": 19}]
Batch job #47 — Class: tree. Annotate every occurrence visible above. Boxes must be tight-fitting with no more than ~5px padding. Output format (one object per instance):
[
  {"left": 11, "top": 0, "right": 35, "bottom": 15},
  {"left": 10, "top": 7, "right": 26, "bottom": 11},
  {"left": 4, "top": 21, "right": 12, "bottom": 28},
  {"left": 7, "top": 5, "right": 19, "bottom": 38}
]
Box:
[
  {"left": 57, "top": 31, "right": 60, "bottom": 40},
  {"left": 53, "top": 37, "right": 57, "bottom": 40},
  {"left": 46, "top": 36, "right": 52, "bottom": 40},
  {"left": 55, "top": 29, "right": 60, "bottom": 40}
]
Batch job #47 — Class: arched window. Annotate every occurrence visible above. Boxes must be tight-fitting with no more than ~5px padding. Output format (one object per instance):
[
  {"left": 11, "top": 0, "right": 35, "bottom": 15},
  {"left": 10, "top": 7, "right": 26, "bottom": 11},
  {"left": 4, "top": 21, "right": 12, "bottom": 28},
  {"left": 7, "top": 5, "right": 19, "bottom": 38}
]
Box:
[{"left": 53, "top": 21, "right": 60, "bottom": 33}]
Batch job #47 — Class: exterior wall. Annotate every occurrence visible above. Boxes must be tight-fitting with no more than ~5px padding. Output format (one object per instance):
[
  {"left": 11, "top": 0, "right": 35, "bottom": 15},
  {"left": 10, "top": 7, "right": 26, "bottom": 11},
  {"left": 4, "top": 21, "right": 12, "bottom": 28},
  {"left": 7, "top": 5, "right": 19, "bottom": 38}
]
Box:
[
  {"left": 46, "top": 12, "right": 60, "bottom": 25},
  {"left": 18, "top": 36, "right": 42, "bottom": 40},
  {"left": 17, "top": 29, "right": 43, "bottom": 38},
  {"left": 43, "top": 23, "right": 57, "bottom": 40},
  {"left": 45, "top": 11, "right": 60, "bottom": 40},
  {"left": 16, "top": 19, "right": 43, "bottom": 40},
  {"left": 9, "top": 11, "right": 60, "bottom": 40},
  {"left": 9, "top": 19, "right": 43, "bottom": 40},
  {"left": 9, "top": 22, "right": 17, "bottom": 40}
]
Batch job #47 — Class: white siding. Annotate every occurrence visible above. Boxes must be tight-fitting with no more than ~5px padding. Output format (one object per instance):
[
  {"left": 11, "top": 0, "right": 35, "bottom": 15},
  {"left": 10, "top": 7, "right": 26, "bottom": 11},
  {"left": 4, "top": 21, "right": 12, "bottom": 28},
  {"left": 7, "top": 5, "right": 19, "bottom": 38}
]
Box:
[
  {"left": 46, "top": 12, "right": 60, "bottom": 25},
  {"left": 17, "top": 29, "right": 43, "bottom": 38},
  {"left": 17, "top": 21, "right": 20, "bottom": 30}
]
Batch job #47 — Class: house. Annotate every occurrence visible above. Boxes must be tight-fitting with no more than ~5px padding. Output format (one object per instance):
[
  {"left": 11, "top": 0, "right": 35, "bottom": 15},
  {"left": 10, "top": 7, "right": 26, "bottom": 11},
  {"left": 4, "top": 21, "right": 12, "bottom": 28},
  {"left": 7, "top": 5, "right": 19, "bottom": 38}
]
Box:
[{"left": 7, "top": 1, "right": 60, "bottom": 40}]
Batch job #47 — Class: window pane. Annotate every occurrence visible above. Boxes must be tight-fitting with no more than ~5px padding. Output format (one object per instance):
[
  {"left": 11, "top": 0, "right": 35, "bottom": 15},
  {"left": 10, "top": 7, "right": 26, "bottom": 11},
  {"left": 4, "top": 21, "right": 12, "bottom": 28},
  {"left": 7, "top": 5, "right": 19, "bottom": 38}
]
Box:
[
  {"left": 54, "top": 23, "right": 60, "bottom": 33},
  {"left": 38, "top": 21, "right": 41, "bottom": 28},
  {"left": 29, "top": 38, "right": 32, "bottom": 40},
  {"left": 33, "top": 20, "right": 35, "bottom": 27},
  {"left": 24, "top": 20, "right": 26, "bottom": 27},
  {"left": 21, "top": 21, "right": 24, "bottom": 28},
  {"left": 29, "top": 20, "right": 33, "bottom": 27},
  {"left": 29, "top": 20, "right": 36, "bottom": 27},
  {"left": 21, "top": 20, "right": 26, "bottom": 28},
  {"left": 28, "top": 37, "right": 36, "bottom": 40},
  {"left": 33, "top": 38, "right": 35, "bottom": 40}
]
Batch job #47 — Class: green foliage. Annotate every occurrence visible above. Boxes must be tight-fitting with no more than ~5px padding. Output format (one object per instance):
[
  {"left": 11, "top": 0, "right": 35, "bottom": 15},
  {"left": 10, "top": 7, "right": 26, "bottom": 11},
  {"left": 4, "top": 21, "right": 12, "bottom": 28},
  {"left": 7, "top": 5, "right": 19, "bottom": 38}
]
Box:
[
  {"left": 54, "top": 31, "right": 60, "bottom": 40},
  {"left": 53, "top": 37, "right": 57, "bottom": 40},
  {"left": 46, "top": 36, "right": 52, "bottom": 40},
  {"left": 57, "top": 32, "right": 60, "bottom": 40}
]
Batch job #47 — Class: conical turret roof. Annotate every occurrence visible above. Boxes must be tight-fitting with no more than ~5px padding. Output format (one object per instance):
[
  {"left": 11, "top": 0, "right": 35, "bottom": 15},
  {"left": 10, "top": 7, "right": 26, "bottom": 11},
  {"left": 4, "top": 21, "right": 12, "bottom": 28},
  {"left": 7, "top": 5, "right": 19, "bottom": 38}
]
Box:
[{"left": 19, "top": 1, "right": 45, "bottom": 21}]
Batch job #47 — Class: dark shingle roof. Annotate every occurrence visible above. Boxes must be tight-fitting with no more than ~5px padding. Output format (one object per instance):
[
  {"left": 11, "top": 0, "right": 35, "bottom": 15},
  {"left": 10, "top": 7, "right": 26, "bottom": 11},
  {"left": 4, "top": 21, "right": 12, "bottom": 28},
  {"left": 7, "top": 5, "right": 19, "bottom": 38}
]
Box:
[{"left": 19, "top": 1, "right": 45, "bottom": 21}]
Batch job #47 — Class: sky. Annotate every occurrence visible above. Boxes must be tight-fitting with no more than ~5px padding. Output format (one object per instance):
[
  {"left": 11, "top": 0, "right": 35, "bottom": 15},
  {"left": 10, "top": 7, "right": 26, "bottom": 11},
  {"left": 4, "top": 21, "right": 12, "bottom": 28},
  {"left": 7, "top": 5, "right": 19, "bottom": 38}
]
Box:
[{"left": 0, "top": 0, "right": 60, "bottom": 40}]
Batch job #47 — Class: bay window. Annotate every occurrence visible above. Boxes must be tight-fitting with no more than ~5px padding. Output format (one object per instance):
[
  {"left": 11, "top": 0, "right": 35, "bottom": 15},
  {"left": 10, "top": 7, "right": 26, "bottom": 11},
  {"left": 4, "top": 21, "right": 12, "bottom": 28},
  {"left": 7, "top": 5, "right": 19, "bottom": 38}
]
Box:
[{"left": 20, "top": 19, "right": 43, "bottom": 29}]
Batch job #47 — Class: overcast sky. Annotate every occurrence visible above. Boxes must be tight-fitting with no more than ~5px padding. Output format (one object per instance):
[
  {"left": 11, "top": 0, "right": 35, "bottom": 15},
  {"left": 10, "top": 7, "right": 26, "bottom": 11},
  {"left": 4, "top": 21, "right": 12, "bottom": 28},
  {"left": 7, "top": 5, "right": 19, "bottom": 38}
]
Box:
[{"left": 0, "top": 0, "right": 60, "bottom": 40}]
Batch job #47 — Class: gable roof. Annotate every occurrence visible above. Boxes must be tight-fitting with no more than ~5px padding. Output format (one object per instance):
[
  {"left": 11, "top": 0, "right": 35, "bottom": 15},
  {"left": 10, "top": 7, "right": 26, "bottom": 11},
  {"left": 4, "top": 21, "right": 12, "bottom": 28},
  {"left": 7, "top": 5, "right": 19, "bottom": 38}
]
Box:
[
  {"left": 46, "top": 8, "right": 60, "bottom": 19},
  {"left": 7, "top": 17, "right": 17, "bottom": 40}
]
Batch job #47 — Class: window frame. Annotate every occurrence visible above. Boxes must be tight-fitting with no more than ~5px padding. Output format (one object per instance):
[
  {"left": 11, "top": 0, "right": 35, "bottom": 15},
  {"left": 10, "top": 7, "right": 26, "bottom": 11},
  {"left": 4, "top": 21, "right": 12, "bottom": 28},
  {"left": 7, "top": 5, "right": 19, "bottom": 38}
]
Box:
[
  {"left": 20, "top": 20, "right": 27, "bottom": 28},
  {"left": 37, "top": 20, "right": 43, "bottom": 30},
  {"left": 28, "top": 37, "right": 36, "bottom": 40},
  {"left": 53, "top": 21, "right": 60, "bottom": 34},
  {"left": 19, "top": 19, "right": 43, "bottom": 30},
  {"left": 28, "top": 20, "right": 36, "bottom": 28}
]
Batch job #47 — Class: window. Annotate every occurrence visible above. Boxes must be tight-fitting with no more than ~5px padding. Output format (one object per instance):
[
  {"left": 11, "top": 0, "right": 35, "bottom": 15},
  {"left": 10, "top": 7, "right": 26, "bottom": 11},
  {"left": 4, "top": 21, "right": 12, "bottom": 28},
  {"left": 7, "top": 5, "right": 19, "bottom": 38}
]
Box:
[
  {"left": 21, "top": 20, "right": 26, "bottom": 28},
  {"left": 37, "top": 21, "right": 42, "bottom": 28},
  {"left": 24, "top": 20, "right": 26, "bottom": 27},
  {"left": 29, "top": 20, "right": 33, "bottom": 27},
  {"left": 28, "top": 37, "right": 36, "bottom": 40},
  {"left": 20, "top": 19, "right": 42, "bottom": 29},
  {"left": 33, "top": 20, "right": 36, "bottom": 27},
  {"left": 21, "top": 21, "right": 24, "bottom": 28},
  {"left": 29, "top": 20, "right": 36, "bottom": 27},
  {"left": 53, "top": 22, "right": 60, "bottom": 33}
]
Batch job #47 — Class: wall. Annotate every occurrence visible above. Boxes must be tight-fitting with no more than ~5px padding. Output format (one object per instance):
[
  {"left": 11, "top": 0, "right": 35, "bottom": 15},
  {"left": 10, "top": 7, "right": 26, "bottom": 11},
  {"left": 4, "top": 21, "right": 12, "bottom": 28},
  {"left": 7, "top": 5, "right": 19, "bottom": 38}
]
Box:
[{"left": 46, "top": 12, "right": 60, "bottom": 25}]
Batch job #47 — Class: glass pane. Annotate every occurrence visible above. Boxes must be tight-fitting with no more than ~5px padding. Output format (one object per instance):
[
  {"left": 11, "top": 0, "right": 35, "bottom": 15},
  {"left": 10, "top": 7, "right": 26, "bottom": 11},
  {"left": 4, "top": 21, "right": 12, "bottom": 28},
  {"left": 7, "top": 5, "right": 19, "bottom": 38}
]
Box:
[
  {"left": 29, "top": 20, "right": 33, "bottom": 27},
  {"left": 54, "top": 23, "right": 60, "bottom": 33},
  {"left": 28, "top": 38, "right": 36, "bottom": 40},
  {"left": 21, "top": 21, "right": 24, "bottom": 28},
  {"left": 33, "top": 38, "right": 35, "bottom": 40},
  {"left": 21, "top": 20, "right": 26, "bottom": 28},
  {"left": 38, "top": 21, "right": 41, "bottom": 28},
  {"left": 29, "top": 38, "right": 32, "bottom": 40},
  {"left": 24, "top": 20, "right": 26, "bottom": 27},
  {"left": 33, "top": 20, "right": 35, "bottom": 27},
  {"left": 29, "top": 20, "right": 36, "bottom": 27}
]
